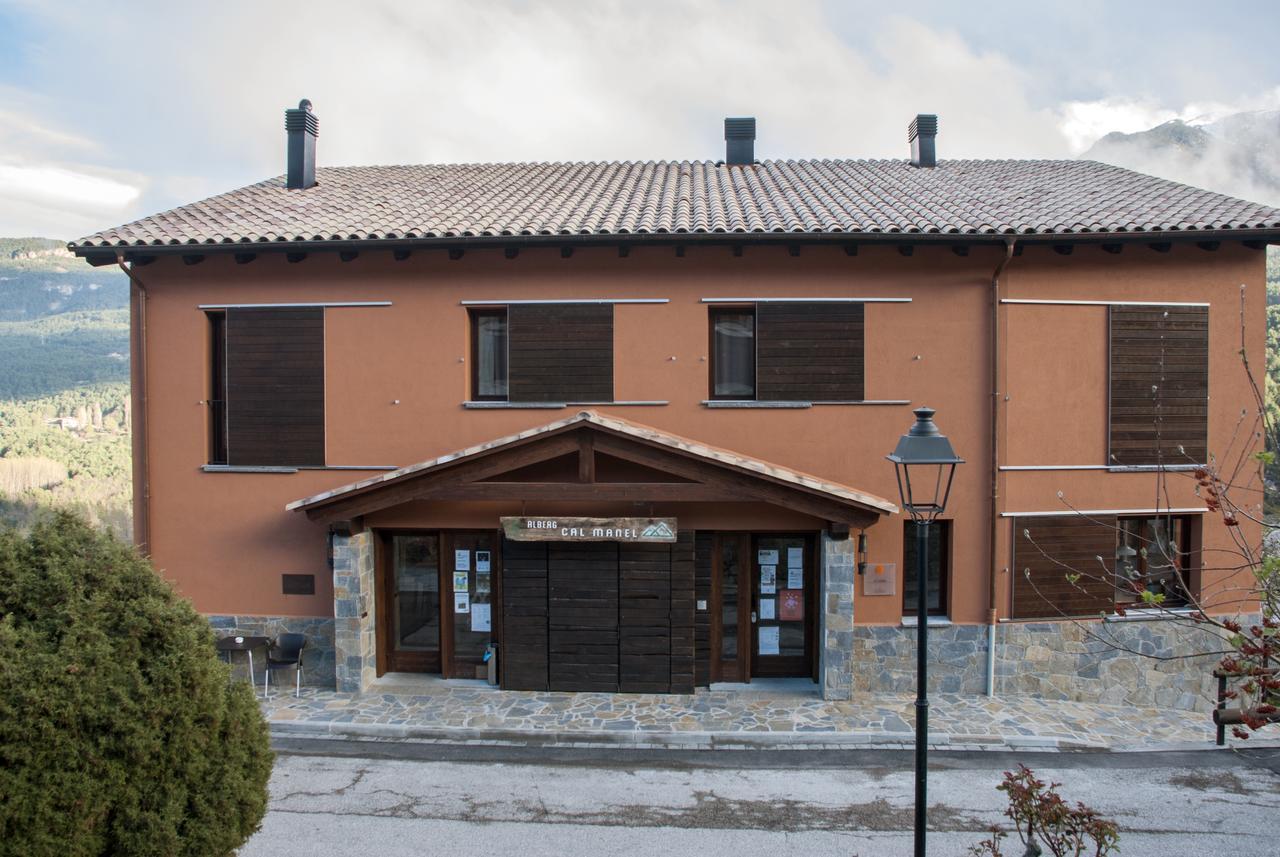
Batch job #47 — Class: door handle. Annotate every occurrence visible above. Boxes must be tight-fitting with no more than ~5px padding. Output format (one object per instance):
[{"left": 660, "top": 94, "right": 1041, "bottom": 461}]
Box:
[{"left": 751, "top": 611, "right": 757, "bottom": 624}]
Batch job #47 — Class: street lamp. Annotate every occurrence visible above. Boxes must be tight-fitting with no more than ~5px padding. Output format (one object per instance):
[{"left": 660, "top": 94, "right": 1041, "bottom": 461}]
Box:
[{"left": 886, "top": 406, "right": 963, "bottom": 857}]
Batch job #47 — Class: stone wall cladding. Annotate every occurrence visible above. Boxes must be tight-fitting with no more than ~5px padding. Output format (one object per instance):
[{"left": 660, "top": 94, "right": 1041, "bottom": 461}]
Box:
[
  {"left": 207, "top": 614, "right": 335, "bottom": 687},
  {"left": 332, "top": 530, "right": 376, "bottom": 693},
  {"left": 850, "top": 616, "right": 1243, "bottom": 712},
  {"left": 819, "top": 533, "right": 856, "bottom": 701}
]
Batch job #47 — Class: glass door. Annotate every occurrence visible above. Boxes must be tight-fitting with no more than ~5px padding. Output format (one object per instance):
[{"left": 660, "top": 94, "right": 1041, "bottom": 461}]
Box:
[
  {"left": 386, "top": 534, "right": 441, "bottom": 673},
  {"left": 751, "top": 534, "right": 814, "bottom": 678},
  {"left": 444, "top": 532, "right": 497, "bottom": 679},
  {"left": 712, "top": 533, "right": 750, "bottom": 682}
]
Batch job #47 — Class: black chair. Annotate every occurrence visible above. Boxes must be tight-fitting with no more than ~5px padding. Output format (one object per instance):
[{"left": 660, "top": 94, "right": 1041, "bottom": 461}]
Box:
[{"left": 264, "top": 633, "right": 307, "bottom": 698}]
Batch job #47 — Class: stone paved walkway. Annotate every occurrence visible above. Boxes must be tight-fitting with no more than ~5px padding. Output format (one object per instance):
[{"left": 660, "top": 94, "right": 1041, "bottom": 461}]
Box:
[{"left": 258, "top": 681, "right": 1276, "bottom": 752}]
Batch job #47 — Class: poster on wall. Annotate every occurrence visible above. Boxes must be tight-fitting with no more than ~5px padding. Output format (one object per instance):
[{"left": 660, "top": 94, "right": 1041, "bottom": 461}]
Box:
[
  {"left": 455, "top": 549, "right": 471, "bottom": 571},
  {"left": 760, "top": 565, "right": 777, "bottom": 594},
  {"left": 759, "top": 626, "right": 780, "bottom": 655},
  {"left": 779, "top": 589, "right": 804, "bottom": 621},
  {"left": 759, "top": 598, "right": 775, "bottom": 620},
  {"left": 758, "top": 549, "right": 779, "bottom": 566},
  {"left": 453, "top": 571, "right": 469, "bottom": 592},
  {"left": 471, "top": 603, "right": 491, "bottom": 632},
  {"left": 454, "top": 592, "right": 470, "bottom": 613},
  {"left": 476, "top": 551, "right": 491, "bottom": 573}
]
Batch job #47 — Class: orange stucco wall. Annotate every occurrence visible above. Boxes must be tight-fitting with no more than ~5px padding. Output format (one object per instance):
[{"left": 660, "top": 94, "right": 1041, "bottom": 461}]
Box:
[{"left": 133, "top": 242, "right": 1265, "bottom": 625}]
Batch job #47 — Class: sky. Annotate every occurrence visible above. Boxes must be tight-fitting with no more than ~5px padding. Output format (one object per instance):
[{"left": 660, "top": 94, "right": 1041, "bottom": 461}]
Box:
[{"left": 1, "top": 0, "right": 1278, "bottom": 239}]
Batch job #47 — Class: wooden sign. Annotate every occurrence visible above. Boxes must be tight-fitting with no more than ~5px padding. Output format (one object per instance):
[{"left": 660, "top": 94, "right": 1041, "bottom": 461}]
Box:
[{"left": 501, "top": 516, "right": 677, "bottom": 543}]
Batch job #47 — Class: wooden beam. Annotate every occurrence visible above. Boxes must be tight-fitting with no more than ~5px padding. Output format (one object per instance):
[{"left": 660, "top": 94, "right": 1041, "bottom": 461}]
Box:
[
  {"left": 339, "top": 250, "right": 359, "bottom": 262},
  {"left": 674, "top": 245, "right": 686, "bottom": 258},
  {"left": 787, "top": 244, "right": 801, "bottom": 257},
  {"left": 393, "top": 248, "right": 412, "bottom": 261},
  {"left": 1148, "top": 242, "right": 1172, "bottom": 253},
  {"left": 578, "top": 434, "right": 595, "bottom": 484},
  {"left": 618, "top": 245, "right": 631, "bottom": 258},
  {"left": 827, "top": 522, "right": 851, "bottom": 540},
  {"left": 897, "top": 245, "right": 914, "bottom": 257},
  {"left": 1053, "top": 245, "right": 1073, "bottom": 255},
  {"left": 504, "top": 247, "right": 519, "bottom": 259},
  {"left": 560, "top": 246, "right": 574, "bottom": 259},
  {"left": 950, "top": 245, "right": 969, "bottom": 257},
  {"left": 1243, "top": 240, "right": 1267, "bottom": 250},
  {"left": 732, "top": 245, "right": 744, "bottom": 258},
  {"left": 440, "top": 482, "right": 727, "bottom": 502},
  {"left": 234, "top": 253, "right": 256, "bottom": 265},
  {"left": 1101, "top": 244, "right": 1123, "bottom": 255},
  {"left": 131, "top": 255, "right": 156, "bottom": 266},
  {"left": 448, "top": 247, "right": 465, "bottom": 260},
  {"left": 843, "top": 244, "right": 858, "bottom": 257},
  {"left": 286, "top": 252, "right": 308, "bottom": 264},
  {"left": 1196, "top": 241, "right": 1221, "bottom": 252},
  {"left": 181, "top": 254, "right": 205, "bottom": 266}
]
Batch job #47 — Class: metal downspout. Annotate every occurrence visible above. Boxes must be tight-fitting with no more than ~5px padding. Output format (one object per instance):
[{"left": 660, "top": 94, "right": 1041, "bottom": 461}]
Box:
[
  {"left": 986, "top": 239, "right": 1016, "bottom": 696},
  {"left": 117, "top": 254, "right": 150, "bottom": 555}
]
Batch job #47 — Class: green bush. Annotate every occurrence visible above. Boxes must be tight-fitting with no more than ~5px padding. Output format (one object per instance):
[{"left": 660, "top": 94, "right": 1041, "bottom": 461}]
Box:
[{"left": 0, "top": 512, "right": 272, "bottom": 856}]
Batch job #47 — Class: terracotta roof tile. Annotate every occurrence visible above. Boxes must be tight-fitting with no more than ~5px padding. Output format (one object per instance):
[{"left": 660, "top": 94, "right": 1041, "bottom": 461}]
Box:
[{"left": 71, "top": 159, "right": 1280, "bottom": 251}]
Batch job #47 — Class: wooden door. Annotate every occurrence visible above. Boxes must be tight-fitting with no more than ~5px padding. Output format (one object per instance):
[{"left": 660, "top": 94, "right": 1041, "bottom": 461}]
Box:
[
  {"left": 750, "top": 534, "right": 816, "bottom": 678},
  {"left": 710, "top": 533, "right": 751, "bottom": 683},
  {"left": 382, "top": 532, "right": 442, "bottom": 674}
]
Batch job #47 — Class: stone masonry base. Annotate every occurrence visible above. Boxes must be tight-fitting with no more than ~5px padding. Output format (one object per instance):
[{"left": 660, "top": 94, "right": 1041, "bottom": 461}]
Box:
[{"left": 208, "top": 614, "right": 336, "bottom": 687}]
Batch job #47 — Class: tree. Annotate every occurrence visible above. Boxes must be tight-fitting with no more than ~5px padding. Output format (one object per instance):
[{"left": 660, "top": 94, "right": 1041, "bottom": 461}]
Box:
[{"left": 0, "top": 512, "right": 272, "bottom": 856}]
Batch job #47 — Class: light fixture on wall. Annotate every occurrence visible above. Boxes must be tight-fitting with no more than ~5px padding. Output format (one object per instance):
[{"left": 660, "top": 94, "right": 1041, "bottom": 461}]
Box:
[{"left": 857, "top": 532, "right": 868, "bottom": 575}]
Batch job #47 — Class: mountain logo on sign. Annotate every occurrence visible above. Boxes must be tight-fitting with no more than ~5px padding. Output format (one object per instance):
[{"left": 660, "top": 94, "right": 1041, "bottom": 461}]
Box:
[{"left": 641, "top": 521, "right": 675, "bottom": 539}]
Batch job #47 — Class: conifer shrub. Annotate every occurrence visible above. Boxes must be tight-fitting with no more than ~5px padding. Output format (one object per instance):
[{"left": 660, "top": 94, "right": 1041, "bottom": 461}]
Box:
[{"left": 0, "top": 512, "right": 272, "bottom": 856}]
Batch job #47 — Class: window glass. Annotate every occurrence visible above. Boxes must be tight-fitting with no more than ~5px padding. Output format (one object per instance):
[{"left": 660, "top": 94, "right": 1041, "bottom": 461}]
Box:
[
  {"left": 903, "top": 520, "right": 947, "bottom": 615},
  {"left": 712, "top": 309, "right": 755, "bottom": 398},
  {"left": 473, "top": 311, "right": 508, "bottom": 399},
  {"left": 1116, "top": 517, "right": 1188, "bottom": 607}
]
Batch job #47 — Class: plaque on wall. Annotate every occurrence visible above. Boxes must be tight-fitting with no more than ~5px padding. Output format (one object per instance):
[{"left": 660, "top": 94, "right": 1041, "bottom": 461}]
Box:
[
  {"left": 501, "top": 516, "right": 677, "bottom": 543},
  {"left": 863, "top": 562, "right": 896, "bottom": 596}
]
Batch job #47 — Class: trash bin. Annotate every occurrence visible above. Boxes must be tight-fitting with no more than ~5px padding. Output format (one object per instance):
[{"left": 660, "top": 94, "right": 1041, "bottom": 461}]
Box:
[{"left": 483, "top": 643, "right": 498, "bottom": 686}]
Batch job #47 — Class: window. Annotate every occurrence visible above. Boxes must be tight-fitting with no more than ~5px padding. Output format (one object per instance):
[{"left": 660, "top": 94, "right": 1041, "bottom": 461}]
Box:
[
  {"left": 1115, "top": 516, "right": 1191, "bottom": 608},
  {"left": 1012, "top": 514, "right": 1197, "bottom": 619},
  {"left": 1108, "top": 305, "right": 1208, "bottom": 466},
  {"left": 470, "top": 303, "right": 613, "bottom": 403},
  {"left": 708, "top": 302, "right": 864, "bottom": 402},
  {"left": 208, "top": 307, "right": 325, "bottom": 466},
  {"left": 903, "top": 519, "right": 949, "bottom": 616},
  {"left": 470, "top": 309, "right": 508, "bottom": 401},
  {"left": 710, "top": 308, "right": 755, "bottom": 398}
]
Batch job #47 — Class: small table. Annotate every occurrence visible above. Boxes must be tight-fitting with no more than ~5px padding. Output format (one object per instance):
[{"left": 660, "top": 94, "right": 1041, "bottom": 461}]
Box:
[{"left": 216, "top": 635, "right": 270, "bottom": 696}]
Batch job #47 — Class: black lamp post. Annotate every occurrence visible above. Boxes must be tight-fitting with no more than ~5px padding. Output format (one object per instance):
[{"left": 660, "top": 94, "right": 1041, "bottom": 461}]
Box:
[{"left": 886, "top": 406, "right": 963, "bottom": 857}]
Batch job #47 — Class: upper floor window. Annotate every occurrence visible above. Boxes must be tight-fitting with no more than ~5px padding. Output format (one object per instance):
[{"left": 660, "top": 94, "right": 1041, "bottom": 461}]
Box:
[
  {"left": 469, "top": 303, "right": 613, "bottom": 403},
  {"left": 1108, "top": 305, "right": 1208, "bottom": 466},
  {"left": 708, "top": 302, "right": 865, "bottom": 402},
  {"left": 208, "top": 307, "right": 325, "bottom": 467}
]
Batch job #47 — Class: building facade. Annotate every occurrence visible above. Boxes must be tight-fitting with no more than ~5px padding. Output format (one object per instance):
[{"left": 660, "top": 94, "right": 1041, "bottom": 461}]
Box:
[{"left": 72, "top": 105, "right": 1279, "bottom": 711}]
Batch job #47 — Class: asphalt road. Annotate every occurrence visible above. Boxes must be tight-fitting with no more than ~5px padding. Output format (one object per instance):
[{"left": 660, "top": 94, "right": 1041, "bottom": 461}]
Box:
[{"left": 239, "top": 739, "right": 1280, "bottom": 857}]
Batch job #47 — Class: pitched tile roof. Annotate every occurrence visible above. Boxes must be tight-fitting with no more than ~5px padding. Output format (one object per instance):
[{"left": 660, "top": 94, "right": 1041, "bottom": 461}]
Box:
[
  {"left": 286, "top": 409, "right": 899, "bottom": 516},
  {"left": 72, "top": 159, "right": 1280, "bottom": 252}
]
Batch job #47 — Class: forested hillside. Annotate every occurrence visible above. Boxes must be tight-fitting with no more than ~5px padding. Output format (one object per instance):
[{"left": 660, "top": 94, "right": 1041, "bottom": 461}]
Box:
[{"left": 0, "top": 239, "right": 131, "bottom": 536}]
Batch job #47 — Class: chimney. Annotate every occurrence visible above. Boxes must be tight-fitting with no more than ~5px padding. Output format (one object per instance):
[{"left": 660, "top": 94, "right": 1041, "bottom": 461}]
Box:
[
  {"left": 908, "top": 114, "right": 937, "bottom": 168},
  {"left": 724, "top": 117, "right": 756, "bottom": 166},
  {"left": 285, "top": 99, "right": 318, "bottom": 189}
]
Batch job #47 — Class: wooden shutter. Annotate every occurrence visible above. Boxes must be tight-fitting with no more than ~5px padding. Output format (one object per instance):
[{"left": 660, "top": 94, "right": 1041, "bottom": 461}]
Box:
[
  {"left": 508, "top": 303, "right": 613, "bottom": 402},
  {"left": 1109, "top": 305, "right": 1208, "bottom": 466},
  {"left": 1011, "top": 515, "right": 1117, "bottom": 619},
  {"left": 756, "top": 302, "right": 864, "bottom": 401},
  {"left": 225, "top": 307, "right": 324, "bottom": 466}
]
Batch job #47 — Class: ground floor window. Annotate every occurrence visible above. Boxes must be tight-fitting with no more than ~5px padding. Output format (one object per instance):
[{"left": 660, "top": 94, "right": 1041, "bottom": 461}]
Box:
[
  {"left": 1115, "top": 515, "right": 1191, "bottom": 608},
  {"left": 902, "top": 520, "right": 949, "bottom": 617}
]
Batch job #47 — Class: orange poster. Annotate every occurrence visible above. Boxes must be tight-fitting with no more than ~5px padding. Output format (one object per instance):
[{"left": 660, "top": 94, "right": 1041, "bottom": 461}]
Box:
[{"left": 779, "top": 589, "right": 804, "bottom": 621}]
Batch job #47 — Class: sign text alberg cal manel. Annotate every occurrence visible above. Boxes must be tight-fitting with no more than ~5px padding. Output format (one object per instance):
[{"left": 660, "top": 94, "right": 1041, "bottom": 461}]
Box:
[{"left": 501, "top": 516, "right": 677, "bottom": 543}]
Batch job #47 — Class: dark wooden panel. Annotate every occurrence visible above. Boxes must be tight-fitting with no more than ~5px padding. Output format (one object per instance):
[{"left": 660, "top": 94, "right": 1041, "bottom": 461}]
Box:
[
  {"left": 669, "top": 530, "right": 697, "bottom": 693},
  {"left": 500, "top": 540, "right": 548, "bottom": 690},
  {"left": 548, "top": 542, "right": 619, "bottom": 691},
  {"left": 226, "top": 307, "right": 324, "bottom": 466},
  {"left": 1011, "top": 516, "right": 1118, "bottom": 619},
  {"left": 1108, "top": 305, "right": 1208, "bottom": 466},
  {"left": 509, "top": 303, "right": 613, "bottom": 403},
  {"left": 694, "top": 532, "right": 713, "bottom": 687},
  {"left": 756, "top": 303, "right": 863, "bottom": 402},
  {"left": 619, "top": 542, "right": 671, "bottom": 692}
]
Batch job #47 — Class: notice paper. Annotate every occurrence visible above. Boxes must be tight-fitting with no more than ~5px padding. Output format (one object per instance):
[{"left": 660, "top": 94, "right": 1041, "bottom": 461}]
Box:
[
  {"left": 787, "top": 566, "right": 804, "bottom": 589},
  {"left": 454, "top": 592, "right": 470, "bottom": 613},
  {"left": 476, "top": 551, "right": 491, "bottom": 573},
  {"left": 759, "top": 598, "right": 775, "bottom": 620},
  {"left": 454, "top": 549, "right": 471, "bottom": 571},
  {"left": 787, "top": 546, "right": 804, "bottom": 570},
  {"left": 758, "top": 549, "right": 779, "bottom": 566},
  {"left": 453, "top": 571, "right": 469, "bottom": 592},
  {"left": 780, "top": 589, "right": 804, "bottom": 621},
  {"left": 759, "top": 626, "right": 780, "bottom": 655},
  {"left": 471, "top": 603, "right": 491, "bottom": 632},
  {"left": 760, "top": 565, "right": 776, "bottom": 594}
]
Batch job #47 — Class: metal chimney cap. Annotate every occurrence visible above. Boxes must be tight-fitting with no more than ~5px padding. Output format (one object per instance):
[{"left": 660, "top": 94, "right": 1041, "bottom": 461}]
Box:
[
  {"left": 724, "top": 117, "right": 757, "bottom": 139},
  {"left": 908, "top": 114, "right": 938, "bottom": 143}
]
